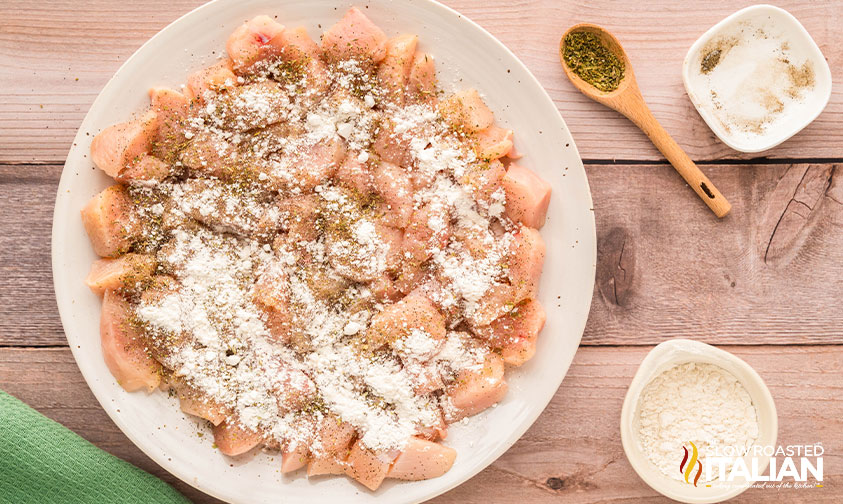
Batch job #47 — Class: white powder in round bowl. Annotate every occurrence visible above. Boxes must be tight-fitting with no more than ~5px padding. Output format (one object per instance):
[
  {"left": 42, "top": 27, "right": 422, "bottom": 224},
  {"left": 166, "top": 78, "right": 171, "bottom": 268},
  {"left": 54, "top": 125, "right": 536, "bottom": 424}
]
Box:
[{"left": 637, "top": 362, "right": 759, "bottom": 483}]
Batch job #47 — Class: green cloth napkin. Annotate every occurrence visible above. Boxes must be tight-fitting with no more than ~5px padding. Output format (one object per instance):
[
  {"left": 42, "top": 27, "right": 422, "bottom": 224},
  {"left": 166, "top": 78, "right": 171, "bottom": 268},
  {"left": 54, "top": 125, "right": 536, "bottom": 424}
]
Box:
[{"left": 0, "top": 390, "right": 190, "bottom": 504}]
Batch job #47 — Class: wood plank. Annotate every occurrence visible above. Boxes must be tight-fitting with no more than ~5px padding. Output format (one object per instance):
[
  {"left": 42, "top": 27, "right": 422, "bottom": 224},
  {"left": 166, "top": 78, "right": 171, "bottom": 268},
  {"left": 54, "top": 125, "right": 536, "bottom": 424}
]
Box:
[
  {"left": 0, "top": 346, "right": 839, "bottom": 503},
  {"left": 3, "top": 163, "right": 842, "bottom": 346},
  {"left": 585, "top": 162, "right": 843, "bottom": 345},
  {"left": 1, "top": 0, "right": 841, "bottom": 164},
  {"left": 0, "top": 164, "right": 63, "bottom": 345}
]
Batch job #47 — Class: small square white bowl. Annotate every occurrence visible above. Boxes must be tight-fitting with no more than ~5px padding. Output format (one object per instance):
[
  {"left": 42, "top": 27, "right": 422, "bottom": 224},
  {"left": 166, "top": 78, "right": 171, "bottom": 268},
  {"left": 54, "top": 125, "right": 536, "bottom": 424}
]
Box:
[
  {"left": 620, "top": 339, "right": 778, "bottom": 503},
  {"left": 682, "top": 4, "right": 832, "bottom": 153}
]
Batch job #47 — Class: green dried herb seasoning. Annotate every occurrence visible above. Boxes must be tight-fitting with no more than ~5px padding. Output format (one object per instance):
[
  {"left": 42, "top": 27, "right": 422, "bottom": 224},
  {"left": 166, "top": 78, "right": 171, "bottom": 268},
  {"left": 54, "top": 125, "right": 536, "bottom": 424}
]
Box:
[{"left": 562, "top": 31, "right": 625, "bottom": 92}]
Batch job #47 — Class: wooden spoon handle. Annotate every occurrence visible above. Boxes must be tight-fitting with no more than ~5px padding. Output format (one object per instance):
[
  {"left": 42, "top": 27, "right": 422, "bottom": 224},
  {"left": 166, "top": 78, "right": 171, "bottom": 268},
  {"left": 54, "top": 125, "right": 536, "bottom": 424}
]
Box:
[{"left": 624, "top": 103, "right": 731, "bottom": 218}]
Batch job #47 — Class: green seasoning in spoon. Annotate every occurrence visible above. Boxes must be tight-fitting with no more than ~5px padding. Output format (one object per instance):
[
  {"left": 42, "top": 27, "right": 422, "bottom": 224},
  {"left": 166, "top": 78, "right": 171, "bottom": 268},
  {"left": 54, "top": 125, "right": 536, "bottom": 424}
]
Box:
[{"left": 562, "top": 31, "right": 625, "bottom": 92}]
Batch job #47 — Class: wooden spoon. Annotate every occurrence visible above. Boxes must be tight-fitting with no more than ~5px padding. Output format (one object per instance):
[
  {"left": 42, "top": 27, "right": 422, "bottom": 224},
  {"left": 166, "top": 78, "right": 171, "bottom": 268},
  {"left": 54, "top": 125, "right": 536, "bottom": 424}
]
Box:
[{"left": 560, "top": 23, "right": 731, "bottom": 218}]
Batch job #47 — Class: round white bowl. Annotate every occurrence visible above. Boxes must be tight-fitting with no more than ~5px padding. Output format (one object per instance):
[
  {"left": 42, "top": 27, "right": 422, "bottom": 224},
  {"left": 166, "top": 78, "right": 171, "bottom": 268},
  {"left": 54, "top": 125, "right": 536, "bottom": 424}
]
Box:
[
  {"left": 682, "top": 4, "right": 832, "bottom": 153},
  {"left": 620, "top": 339, "right": 778, "bottom": 503},
  {"left": 51, "top": 1, "right": 597, "bottom": 503}
]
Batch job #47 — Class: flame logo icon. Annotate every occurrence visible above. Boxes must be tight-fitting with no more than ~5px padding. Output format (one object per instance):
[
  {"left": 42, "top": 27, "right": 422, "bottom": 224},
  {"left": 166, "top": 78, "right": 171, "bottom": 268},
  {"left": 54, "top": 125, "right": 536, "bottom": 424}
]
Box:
[{"left": 679, "top": 442, "right": 703, "bottom": 487}]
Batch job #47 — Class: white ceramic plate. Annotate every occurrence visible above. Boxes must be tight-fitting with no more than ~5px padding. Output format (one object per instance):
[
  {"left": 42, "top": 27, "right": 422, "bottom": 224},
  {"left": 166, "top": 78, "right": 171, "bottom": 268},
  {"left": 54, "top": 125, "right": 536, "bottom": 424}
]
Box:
[{"left": 52, "top": 1, "right": 596, "bottom": 502}]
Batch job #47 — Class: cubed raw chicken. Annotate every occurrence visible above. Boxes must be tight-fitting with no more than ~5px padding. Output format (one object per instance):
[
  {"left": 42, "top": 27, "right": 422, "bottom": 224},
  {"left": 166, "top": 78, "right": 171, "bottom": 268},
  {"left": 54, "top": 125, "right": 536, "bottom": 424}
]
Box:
[
  {"left": 274, "top": 366, "right": 316, "bottom": 413},
  {"left": 474, "top": 126, "right": 514, "bottom": 161},
  {"left": 378, "top": 34, "right": 418, "bottom": 100},
  {"left": 462, "top": 159, "right": 506, "bottom": 209},
  {"left": 85, "top": 253, "right": 156, "bottom": 296},
  {"left": 81, "top": 185, "right": 143, "bottom": 257},
  {"left": 372, "top": 121, "right": 413, "bottom": 168},
  {"left": 212, "top": 421, "right": 264, "bottom": 456},
  {"left": 176, "top": 386, "right": 231, "bottom": 426},
  {"left": 387, "top": 437, "right": 456, "bottom": 480},
  {"left": 321, "top": 7, "right": 387, "bottom": 63},
  {"left": 473, "top": 300, "right": 546, "bottom": 366},
  {"left": 394, "top": 261, "right": 429, "bottom": 296},
  {"left": 226, "top": 15, "right": 286, "bottom": 72},
  {"left": 278, "top": 193, "right": 322, "bottom": 243},
  {"left": 148, "top": 87, "right": 190, "bottom": 160},
  {"left": 272, "top": 26, "right": 330, "bottom": 93},
  {"left": 185, "top": 60, "right": 237, "bottom": 102},
  {"left": 507, "top": 225, "right": 546, "bottom": 302},
  {"left": 281, "top": 441, "right": 309, "bottom": 473},
  {"left": 178, "top": 131, "right": 245, "bottom": 179},
  {"left": 502, "top": 163, "right": 551, "bottom": 229},
  {"left": 213, "top": 81, "right": 290, "bottom": 131},
  {"left": 366, "top": 290, "right": 446, "bottom": 348},
  {"left": 369, "top": 273, "right": 401, "bottom": 303},
  {"left": 269, "top": 137, "right": 346, "bottom": 191},
  {"left": 308, "top": 456, "right": 347, "bottom": 476},
  {"left": 335, "top": 152, "right": 376, "bottom": 194},
  {"left": 446, "top": 352, "right": 507, "bottom": 419},
  {"left": 343, "top": 440, "right": 399, "bottom": 491},
  {"left": 100, "top": 289, "right": 161, "bottom": 392},
  {"left": 252, "top": 262, "right": 293, "bottom": 343},
  {"left": 439, "top": 89, "right": 494, "bottom": 133},
  {"left": 376, "top": 221, "right": 405, "bottom": 272},
  {"left": 467, "top": 283, "right": 519, "bottom": 328},
  {"left": 90, "top": 110, "right": 159, "bottom": 178},
  {"left": 401, "top": 202, "right": 450, "bottom": 264},
  {"left": 373, "top": 162, "right": 413, "bottom": 228},
  {"left": 317, "top": 416, "right": 356, "bottom": 456},
  {"left": 115, "top": 154, "right": 170, "bottom": 183},
  {"left": 406, "top": 52, "right": 437, "bottom": 105}
]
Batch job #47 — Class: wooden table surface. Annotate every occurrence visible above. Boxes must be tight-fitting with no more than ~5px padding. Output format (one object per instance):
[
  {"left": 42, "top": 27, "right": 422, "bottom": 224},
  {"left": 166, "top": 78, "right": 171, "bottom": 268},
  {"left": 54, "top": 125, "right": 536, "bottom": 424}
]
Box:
[{"left": 1, "top": 0, "right": 841, "bottom": 502}]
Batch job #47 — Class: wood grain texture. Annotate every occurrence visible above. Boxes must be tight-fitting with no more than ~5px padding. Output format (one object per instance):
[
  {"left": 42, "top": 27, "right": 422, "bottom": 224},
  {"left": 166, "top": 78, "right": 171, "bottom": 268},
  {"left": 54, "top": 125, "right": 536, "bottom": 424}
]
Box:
[
  {"left": 5, "top": 163, "right": 841, "bottom": 346},
  {"left": 0, "top": 346, "right": 838, "bottom": 503},
  {"left": 586, "top": 162, "right": 843, "bottom": 345},
  {"left": 1, "top": 0, "right": 842, "bottom": 164}
]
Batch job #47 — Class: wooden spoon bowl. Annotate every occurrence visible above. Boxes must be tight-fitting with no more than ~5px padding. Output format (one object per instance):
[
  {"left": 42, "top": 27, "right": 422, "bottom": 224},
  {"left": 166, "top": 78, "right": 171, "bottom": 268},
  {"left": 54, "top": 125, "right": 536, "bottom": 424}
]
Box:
[{"left": 560, "top": 23, "right": 731, "bottom": 218}]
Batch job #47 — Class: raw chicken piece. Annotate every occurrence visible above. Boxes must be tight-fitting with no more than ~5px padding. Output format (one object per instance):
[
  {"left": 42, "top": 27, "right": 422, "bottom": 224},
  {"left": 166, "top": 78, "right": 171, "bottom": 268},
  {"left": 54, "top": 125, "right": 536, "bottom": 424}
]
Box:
[
  {"left": 343, "top": 440, "right": 398, "bottom": 491},
  {"left": 148, "top": 87, "right": 190, "bottom": 160},
  {"left": 85, "top": 253, "right": 156, "bottom": 296},
  {"left": 467, "top": 283, "right": 519, "bottom": 328},
  {"left": 502, "top": 163, "right": 551, "bottom": 229},
  {"left": 307, "top": 456, "right": 347, "bottom": 476},
  {"left": 175, "top": 385, "right": 231, "bottom": 426},
  {"left": 321, "top": 7, "right": 387, "bottom": 63},
  {"left": 372, "top": 121, "right": 413, "bottom": 168},
  {"left": 439, "top": 89, "right": 494, "bottom": 133},
  {"left": 335, "top": 152, "right": 376, "bottom": 194},
  {"left": 378, "top": 34, "right": 418, "bottom": 101},
  {"left": 212, "top": 421, "right": 263, "bottom": 456},
  {"left": 226, "top": 15, "right": 286, "bottom": 72},
  {"left": 462, "top": 159, "right": 506, "bottom": 209},
  {"left": 281, "top": 442, "right": 309, "bottom": 473},
  {"left": 373, "top": 162, "right": 414, "bottom": 228},
  {"left": 251, "top": 261, "right": 293, "bottom": 344},
  {"left": 446, "top": 352, "right": 507, "bottom": 420},
  {"left": 115, "top": 154, "right": 170, "bottom": 183},
  {"left": 272, "top": 26, "right": 330, "bottom": 93},
  {"left": 401, "top": 202, "right": 450, "bottom": 264},
  {"left": 100, "top": 289, "right": 161, "bottom": 392},
  {"left": 278, "top": 193, "right": 322, "bottom": 243},
  {"left": 366, "top": 290, "right": 446, "bottom": 348},
  {"left": 473, "top": 126, "right": 514, "bottom": 161},
  {"left": 81, "top": 185, "right": 143, "bottom": 257},
  {"left": 90, "top": 110, "right": 158, "bottom": 178},
  {"left": 473, "top": 299, "right": 546, "bottom": 366},
  {"left": 406, "top": 52, "right": 437, "bottom": 105},
  {"left": 268, "top": 137, "right": 346, "bottom": 192},
  {"left": 185, "top": 60, "right": 237, "bottom": 102},
  {"left": 387, "top": 437, "right": 456, "bottom": 480},
  {"left": 212, "top": 80, "right": 290, "bottom": 131},
  {"left": 506, "top": 225, "right": 545, "bottom": 301}
]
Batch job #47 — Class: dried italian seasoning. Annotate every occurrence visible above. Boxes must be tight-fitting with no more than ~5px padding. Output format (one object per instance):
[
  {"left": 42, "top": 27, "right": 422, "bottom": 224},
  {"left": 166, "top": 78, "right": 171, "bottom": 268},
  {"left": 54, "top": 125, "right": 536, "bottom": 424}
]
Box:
[{"left": 563, "top": 31, "right": 625, "bottom": 92}]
